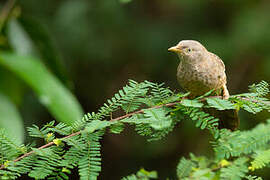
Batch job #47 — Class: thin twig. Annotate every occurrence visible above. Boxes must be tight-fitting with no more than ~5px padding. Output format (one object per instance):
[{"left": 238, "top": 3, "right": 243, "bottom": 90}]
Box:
[
  {"left": 0, "top": 101, "right": 183, "bottom": 170},
  {"left": 239, "top": 97, "right": 270, "bottom": 106},
  {"left": 109, "top": 101, "right": 180, "bottom": 122},
  {"left": 0, "top": 131, "right": 81, "bottom": 169}
]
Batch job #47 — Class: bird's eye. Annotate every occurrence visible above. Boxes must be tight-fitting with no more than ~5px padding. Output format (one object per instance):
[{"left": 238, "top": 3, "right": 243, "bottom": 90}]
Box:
[{"left": 187, "top": 48, "right": 192, "bottom": 52}]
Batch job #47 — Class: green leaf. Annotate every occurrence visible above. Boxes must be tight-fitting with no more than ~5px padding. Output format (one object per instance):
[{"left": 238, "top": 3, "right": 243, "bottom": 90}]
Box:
[
  {"left": 177, "top": 157, "right": 195, "bottom": 178},
  {"left": 195, "top": 89, "right": 215, "bottom": 100},
  {"left": 206, "top": 98, "right": 235, "bottom": 110},
  {"left": 220, "top": 157, "right": 248, "bottom": 180},
  {"left": 0, "top": 93, "right": 24, "bottom": 144},
  {"left": 181, "top": 99, "right": 204, "bottom": 108},
  {"left": 7, "top": 18, "right": 69, "bottom": 85},
  {"left": 190, "top": 168, "right": 215, "bottom": 179},
  {"left": 123, "top": 108, "right": 172, "bottom": 131},
  {"left": 84, "top": 120, "right": 111, "bottom": 133},
  {"left": 7, "top": 18, "right": 38, "bottom": 57},
  {"left": 245, "top": 175, "right": 263, "bottom": 180},
  {"left": 0, "top": 52, "right": 83, "bottom": 125},
  {"left": 248, "top": 80, "right": 269, "bottom": 97},
  {"left": 143, "top": 108, "right": 172, "bottom": 130},
  {"left": 122, "top": 168, "right": 158, "bottom": 180},
  {"left": 110, "top": 122, "right": 125, "bottom": 134},
  {"left": 242, "top": 103, "right": 263, "bottom": 114},
  {"left": 250, "top": 149, "right": 270, "bottom": 170},
  {"left": 137, "top": 168, "right": 158, "bottom": 179},
  {"left": 20, "top": 17, "right": 69, "bottom": 84},
  {"left": 119, "top": 0, "right": 132, "bottom": 4},
  {"left": 214, "top": 120, "right": 270, "bottom": 159}
]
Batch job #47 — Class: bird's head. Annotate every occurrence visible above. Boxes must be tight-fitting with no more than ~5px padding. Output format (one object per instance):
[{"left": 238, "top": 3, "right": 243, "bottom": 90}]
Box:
[{"left": 168, "top": 40, "right": 207, "bottom": 62}]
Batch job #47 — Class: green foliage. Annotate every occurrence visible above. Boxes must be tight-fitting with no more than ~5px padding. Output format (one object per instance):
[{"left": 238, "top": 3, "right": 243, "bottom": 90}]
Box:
[
  {"left": 250, "top": 149, "right": 270, "bottom": 171},
  {"left": 109, "top": 122, "right": 125, "bottom": 134},
  {"left": 78, "top": 131, "right": 103, "bottom": 180},
  {"left": 0, "top": 52, "right": 83, "bottom": 125},
  {"left": 7, "top": 19, "right": 37, "bottom": 56},
  {"left": 180, "top": 105, "right": 220, "bottom": 138},
  {"left": 174, "top": 80, "right": 270, "bottom": 179},
  {"left": 214, "top": 120, "right": 270, "bottom": 159},
  {"left": 1, "top": 0, "right": 270, "bottom": 178},
  {"left": 206, "top": 98, "right": 235, "bottom": 110},
  {"left": 0, "top": 93, "right": 24, "bottom": 144},
  {"left": 98, "top": 79, "right": 148, "bottom": 116},
  {"left": 245, "top": 175, "right": 263, "bottom": 180},
  {"left": 28, "top": 147, "right": 63, "bottom": 179},
  {"left": 230, "top": 81, "right": 270, "bottom": 114},
  {"left": 7, "top": 156, "right": 37, "bottom": 179},
  {"left": 73, "top": 79, "right": 151, "bottom": 130},
  {"left": 176, "top": 157, "right": 196, "bottom": 178},
  {"left": 1, "top": 80, "right": 270, "bottom": 179},
  {"left": 122, "top": 168, "right": 158, "bottom": 180},
  {"left": 145, "top": 81, "right": 174, "bottom": 104},
  {"left": 0, "top": 129, "right": 25, "bottom": 163},
  {"left": 122, "top": 107, "right": 174, "bottom": 141},
  {"left": 119, "top": 0, "right": 132, "bottom": 4},
  {"left": 177, "top": 154, "right": 216, "bottom": 180},
  {"left": 249, "top": 80, "right": 270, "bottom": 97},
  {"left": 220, "top": 157, "right": 249, "bottom": 180},
  {"left": 181, "top": 99, "right": 204, "bottom": 108}
]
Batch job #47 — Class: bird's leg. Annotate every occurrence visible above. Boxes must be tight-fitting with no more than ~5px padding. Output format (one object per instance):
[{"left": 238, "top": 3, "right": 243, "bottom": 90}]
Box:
[{"left": 222, "top": 84, "right": 230, "bottom": 99}]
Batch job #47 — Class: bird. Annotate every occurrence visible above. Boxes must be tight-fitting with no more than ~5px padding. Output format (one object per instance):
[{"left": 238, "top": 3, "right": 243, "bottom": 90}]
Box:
[{"left": 168, "top": 40, "right": 239, "bottom": 130}]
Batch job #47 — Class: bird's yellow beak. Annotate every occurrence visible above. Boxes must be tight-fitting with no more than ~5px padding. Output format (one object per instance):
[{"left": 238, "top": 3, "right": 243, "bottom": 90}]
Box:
[{"left": 168, "top": 46, "right": 181, "bottom": 53}]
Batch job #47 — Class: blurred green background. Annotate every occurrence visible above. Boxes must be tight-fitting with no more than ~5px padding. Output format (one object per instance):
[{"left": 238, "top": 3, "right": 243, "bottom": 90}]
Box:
[{"left": 0, "top": 0, "right": 270, "bottom": 179}]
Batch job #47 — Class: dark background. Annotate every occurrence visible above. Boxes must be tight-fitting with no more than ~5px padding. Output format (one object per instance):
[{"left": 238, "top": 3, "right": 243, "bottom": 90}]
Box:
[{"left": 1, "top": 0, "right": 270, "bottom": 179}]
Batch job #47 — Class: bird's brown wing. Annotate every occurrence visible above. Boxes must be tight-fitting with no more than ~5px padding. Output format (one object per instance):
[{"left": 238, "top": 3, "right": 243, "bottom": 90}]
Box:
[
  {"left": 208, "top": 52, "right": 227, "bottom": 84},
  {"left": 203, "top": 108, "right": 239, "bottom": 131},
  {"left": 207, "top": 52, "right": 228, "bottom": 97},
  {"left": 208, "top": 52, "right": 225, "bottom": 71}
]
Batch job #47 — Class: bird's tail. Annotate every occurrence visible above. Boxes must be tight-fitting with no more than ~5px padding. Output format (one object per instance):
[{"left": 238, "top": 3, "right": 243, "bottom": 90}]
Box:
[{"left": 203, "top": 108, "right": 239, "bottom": 131}]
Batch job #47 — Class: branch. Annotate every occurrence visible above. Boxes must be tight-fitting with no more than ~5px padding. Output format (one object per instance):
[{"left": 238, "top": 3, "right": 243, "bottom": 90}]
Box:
[
  {"left": 239, "top": 97, "right": 270, "bottom": 106},
  {"left": 110, "top": 101, "right": 181, "bottom": 122},
  {"left": 1, "top": 95, "right": 269, "bottom": 170},
  {"left": 0, "top": 100, "right": 183, "bottom": 170},
  {"left": 0, "top": 131, "right": 81, "bottom": 170}
]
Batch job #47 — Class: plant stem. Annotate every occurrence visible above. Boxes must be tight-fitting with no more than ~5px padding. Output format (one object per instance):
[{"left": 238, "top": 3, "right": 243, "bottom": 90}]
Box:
[
  {"left": 0, "top": 100, "right": 183, "bottom": 170},
  {"left": 1, "top": 95, "right": 269, "bottom": 170}
]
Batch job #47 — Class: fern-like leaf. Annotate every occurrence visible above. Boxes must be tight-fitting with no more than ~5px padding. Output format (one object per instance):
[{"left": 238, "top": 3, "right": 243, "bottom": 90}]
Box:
[
  {"left": 214, "top": 120, "right": 270, "bottom": 159},
  {"left": 249, "top": 149, "right": 270, "bottom": 171},
  {"left": 0, "top": 129, "right": 25, "bottom": 162},
  {"left": 122, "top": 107, "right": 174, "bottom": 141},
  {"left": 206, "top": 98, "right": 235, "bottom": 110},
  {"left": 220, "top": 157, "right": 248, "bottom": 180},
  {"left": 180, "top": 106, "right": 219, "bottom": 138},
  {"left": 122, "top": 168, "right": 158, "bottom": 180},
  {"left": 249, "top": 80, "right": 269, "bottom": 97},
  {"left": 176, "top": 157, "right": 196, "bottom": 178},
  {"left": 245, "top": 175, "right": 263, "bottom": 180},
  {"left": 145, "top": 81, "right": 173, "bottom": 104},
  {"left": 28, "top": 147, "right": 64, "bottom": 179},
  {"left": 78, "top": 131, "right": 103, "bottom": 180}
]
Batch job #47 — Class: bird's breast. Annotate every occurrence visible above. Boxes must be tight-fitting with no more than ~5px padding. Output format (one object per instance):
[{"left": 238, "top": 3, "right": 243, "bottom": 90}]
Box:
[{"left": 177, "top": 61, "right": 226, "bottom": 96}]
